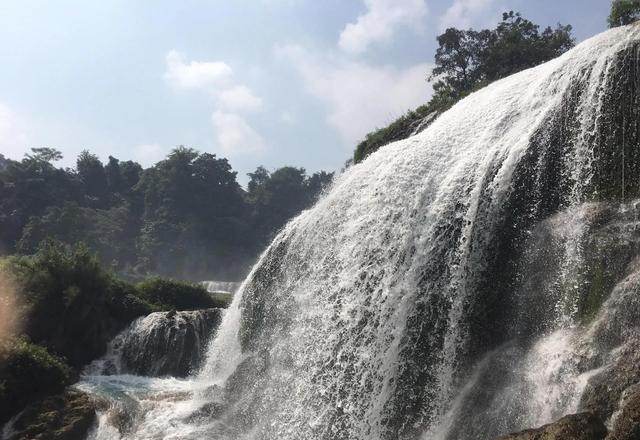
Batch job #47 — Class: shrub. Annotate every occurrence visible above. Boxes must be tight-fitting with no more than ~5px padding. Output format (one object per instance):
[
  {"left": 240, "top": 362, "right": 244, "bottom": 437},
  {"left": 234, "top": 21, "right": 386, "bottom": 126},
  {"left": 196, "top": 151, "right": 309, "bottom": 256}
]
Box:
[
  {"left": 6, "top": 241, "right": 152, "bottom": 367},
  {"left": 136, "top": 277, "right": 228, "bottom": 310},
  {"left": 353, "top": 105, "right": 435, "bottom": 164},
  {"left": 0, "top": 338, "right": 73, "bottom": 424}
]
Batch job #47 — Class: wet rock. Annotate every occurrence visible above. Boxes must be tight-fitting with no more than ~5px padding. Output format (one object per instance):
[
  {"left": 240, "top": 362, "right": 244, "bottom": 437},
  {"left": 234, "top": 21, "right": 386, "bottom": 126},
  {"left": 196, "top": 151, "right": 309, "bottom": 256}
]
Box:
[
  {"left": 5, "top": 389, "right": 99, "bottom": 440},
  {"left": 581, "top": 341, "right": 640, "bottom": 422},
  {"left": 608, "top": 384, "right": 640, "bottom": 440},
  {"left": 103, "top": 397, "right": 143, "bottom": 436},
  {"left": 120, "top": 308, "right": 223, "bottom": 377},
  {"left": 184, "top": 401, "right": 226, "bottom": 424},
  {"left": 492, "top": 413, "right": 607, "bottom": 440}
]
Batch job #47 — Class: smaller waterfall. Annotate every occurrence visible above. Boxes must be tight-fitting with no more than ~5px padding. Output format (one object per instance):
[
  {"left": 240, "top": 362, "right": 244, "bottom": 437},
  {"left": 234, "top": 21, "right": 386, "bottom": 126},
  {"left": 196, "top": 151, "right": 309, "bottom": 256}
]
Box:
[
  {"left": 202, "top": 281, "right": 241, "bottom": 295},
  {"left": 86, "top": 309, "right": 223, "bottom": 378},
  {"left": 78, "top": 309, "right": 225, "bottom": 440}
]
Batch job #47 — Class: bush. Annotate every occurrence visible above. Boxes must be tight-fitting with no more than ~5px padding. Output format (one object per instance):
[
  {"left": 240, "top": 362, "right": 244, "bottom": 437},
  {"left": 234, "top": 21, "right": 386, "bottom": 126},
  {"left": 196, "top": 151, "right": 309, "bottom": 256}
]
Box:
[
  {"left": 6, "top": 241, "right": 152, "bottom": 367},
  {"left": 6, "top": 242, "right": 229, "bottom": 369},
  {"left": 0, "top": 338, "right": 73, "bottom": 424},
  {"left": 107, "top": 279, "right": 155, "bottom": 322},
  {"left": 353, "top": 105, "right": 436, "bottom": 164},
  {"left": 608, "top": 0, "right": 640, "bottom": 27},
  {"left": 136, "top": 277, "right": 228, "bottom": 310}
]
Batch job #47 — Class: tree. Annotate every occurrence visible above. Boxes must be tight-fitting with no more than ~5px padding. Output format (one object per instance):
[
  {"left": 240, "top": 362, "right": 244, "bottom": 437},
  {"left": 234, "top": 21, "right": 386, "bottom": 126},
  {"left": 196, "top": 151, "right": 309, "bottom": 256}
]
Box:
[
  {"left": 307, "top": 171, "right": 334, "bottom": 200},
  {"left": 24, "top": 147, "right": 62, "bottom": 164},
  {"left": 0, "top": 149, "right": 80, "bottom": 253},
  {"left": 17, "top": 202, "right": 133, "bottom": 270},
  {"left": 608, "top": 0, "right": 640, "bottom": 27},
  {"left": 429, "top": 12, "right": 574, "bottom": 105},
  {"left": 105, "top": 156, "right": 125, "bottom": 194},
  {"left": 247, "top": 166, "right": 270, "bottom": 196},
  {"left": 481, "top": 12, "right": 574, "bottom": 82},
  {"left": 119, "top": 160, "right": 143, "bottom": 189},
  {"left": 0, "top": 143, "right": 332, "bottom": 280},
  {"left": 245, "top": 166, "right": 334, "bottom": 249},
  {"left": 354, "top": 11, "right": 575, "bottom": 164},
  {"left": 430, "top": 28, "right": 492, "bottom": 101},
  {"left": 136, "top": 147, "right": 248, "bottom": 279},
  {"left": 76, "top": 150, "right": 108, "bottom": 200}
]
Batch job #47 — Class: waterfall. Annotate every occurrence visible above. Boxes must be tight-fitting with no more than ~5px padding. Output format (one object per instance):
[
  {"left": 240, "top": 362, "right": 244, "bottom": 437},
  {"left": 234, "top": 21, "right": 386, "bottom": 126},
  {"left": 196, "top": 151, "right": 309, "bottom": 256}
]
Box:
[
  {"left": 82, "top": 24, "right": 640, "bottom": 440},
  {"left": 85, "top": 309, "right": 223, "bottom": 378},
  {"left": 202, "top": 281, "right": 241, "bottom": 295}
]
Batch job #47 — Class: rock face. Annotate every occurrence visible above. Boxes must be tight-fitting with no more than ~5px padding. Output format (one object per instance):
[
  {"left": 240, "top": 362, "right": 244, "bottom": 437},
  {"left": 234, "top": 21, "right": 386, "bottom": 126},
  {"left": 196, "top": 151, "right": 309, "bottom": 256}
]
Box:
[
  {"left": 4, "top": 389, "right": 98, "bottom": 440},
  {"left": 493, "top": 413, "right": 607, "bottom": 440},
  {"left": 119, "top": 308, "right": 223, "bottom": 377},
  {"left": 608, "top": 385, "right": 640, "bottom": 440}
]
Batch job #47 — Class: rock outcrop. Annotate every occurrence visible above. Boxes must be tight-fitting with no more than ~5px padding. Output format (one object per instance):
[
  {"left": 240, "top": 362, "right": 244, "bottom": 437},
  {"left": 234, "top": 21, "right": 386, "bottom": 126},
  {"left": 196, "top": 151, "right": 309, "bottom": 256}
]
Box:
[
  {"left": 119, "top": 308, "right": 223, "bottom": 377},
  {"left": 493, "top": 413, "right": 607, "bottom": 440},
  {"left": 608, "top": 384, "right": 640, "bottom": 440},
  {"left": 4, "top": 389, "right": 98, "bottom": 440}
]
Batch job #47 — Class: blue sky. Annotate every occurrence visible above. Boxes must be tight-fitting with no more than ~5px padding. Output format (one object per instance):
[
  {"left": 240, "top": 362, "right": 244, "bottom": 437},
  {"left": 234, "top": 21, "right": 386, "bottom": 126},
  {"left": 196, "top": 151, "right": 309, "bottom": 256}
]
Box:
[{"left": 0, "top": 0, "right": 610, "bottom": 183}]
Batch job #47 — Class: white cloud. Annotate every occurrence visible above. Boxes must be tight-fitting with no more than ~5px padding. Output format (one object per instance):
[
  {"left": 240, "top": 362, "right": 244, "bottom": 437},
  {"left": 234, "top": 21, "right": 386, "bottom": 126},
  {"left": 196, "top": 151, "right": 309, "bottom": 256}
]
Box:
[
  {"left": 211, "top": 111, "right": 266, "bottom": 155},
  {"left": 277, "top": 45, "right": 432, "bottom": 147},
  {"left": 164, "top": 51, "right": 262, "bottom": 112},
  {"left": 439, "top": 0, "right": 502, "bottom": 31},
  {"left": 132, "top": 143, "right": 167, "bottom": 166},
  {"left": 218, "top": 85, "right": 263, "bottom": 112},
  {"left": 0, "top": 104, "right": 29, "bottom": 159},
  {"left": 339, "top": 0, "right": 428, "bottom": 54},
  {"left": 164, "top": 50, "right": 233, "bottom": 90},
  {"left": 164, "top": 51, "right": 267, "bottom": 155}
]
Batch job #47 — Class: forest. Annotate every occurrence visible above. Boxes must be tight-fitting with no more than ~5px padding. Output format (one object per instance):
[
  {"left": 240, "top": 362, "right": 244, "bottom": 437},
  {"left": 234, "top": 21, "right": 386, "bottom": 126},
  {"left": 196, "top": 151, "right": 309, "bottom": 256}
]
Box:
[{"left": 0, "top": 147, "right": 333, "bottom": 281}]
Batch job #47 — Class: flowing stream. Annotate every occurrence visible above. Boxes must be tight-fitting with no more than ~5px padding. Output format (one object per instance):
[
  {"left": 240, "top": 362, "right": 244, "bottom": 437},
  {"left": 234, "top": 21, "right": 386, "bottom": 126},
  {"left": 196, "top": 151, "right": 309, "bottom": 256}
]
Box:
[{"left": 80, "top": 24, "right": 640, "bottom": 440}]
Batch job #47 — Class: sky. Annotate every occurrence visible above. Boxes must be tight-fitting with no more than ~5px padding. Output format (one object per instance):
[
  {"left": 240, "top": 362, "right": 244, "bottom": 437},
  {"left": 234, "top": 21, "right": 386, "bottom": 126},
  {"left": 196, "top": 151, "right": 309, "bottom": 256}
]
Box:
[{"left": 0, "top": 0, "right": 611, "bottom": 184}]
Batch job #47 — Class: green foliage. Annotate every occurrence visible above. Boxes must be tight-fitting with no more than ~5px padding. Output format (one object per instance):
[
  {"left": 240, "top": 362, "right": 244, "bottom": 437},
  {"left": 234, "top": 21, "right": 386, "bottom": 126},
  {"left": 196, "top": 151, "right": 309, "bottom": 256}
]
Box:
[
  {"left": 17, "top": 202, "right": 134, "bottom": 270},
  {"left": 136, "top": 146, "right": 249, "bottom": 278},
  {"left": 0, "top": 337, "right": 73, "bottom": 424},
  {"left": 24, "top": 147, "right": 63, "bottom": 164},
  {"left": 5, "top": 241, "right": 233, "bottom": 370},
  {"left": 246, "top": 166, "right": 334, "bottom": 248},
  {"left": 76, "top": 150, "right": 108, "bottom": 200},
  {"left": 353, "top": 104, "right": 437, "bottom": 163},
  {"left": 481, "top": 12, "right": 574, "bottom": 82},
  {"left": 0, "top": 145, "right": 331, "bottom": 281},
  {"left": 353, "top": 11, "right": 575, "bottom": 163},
  {"left": 6, "top": 242, "right": 153, "bottom": 367},
  {"left": 608, "top": 0, "right": 640, "bottom": 27},
  {"left": 136, "top": 277, "right": 230, "bottom": 310},
  {"left": 0, "top": 241, "right": 234, "bottom": 424},
  {"left": 431, "top": 12, "right": 573, "bottom": 100}
]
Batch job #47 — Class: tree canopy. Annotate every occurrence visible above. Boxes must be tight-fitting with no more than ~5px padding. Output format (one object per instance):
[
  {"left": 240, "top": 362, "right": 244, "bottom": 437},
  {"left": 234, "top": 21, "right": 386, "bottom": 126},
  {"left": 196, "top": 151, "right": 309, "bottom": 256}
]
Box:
[
  {"left": 354, "top": 11, "right": 575, "bottom": 163},
  {"left": 608, "top": 0, "right": 640, "bottom": 27},
  {"left": 430, "top": 11, "right": 574, "bottom": 106},
  {"left": 0, "top": 147, "right": 333, "bottom": 281}
]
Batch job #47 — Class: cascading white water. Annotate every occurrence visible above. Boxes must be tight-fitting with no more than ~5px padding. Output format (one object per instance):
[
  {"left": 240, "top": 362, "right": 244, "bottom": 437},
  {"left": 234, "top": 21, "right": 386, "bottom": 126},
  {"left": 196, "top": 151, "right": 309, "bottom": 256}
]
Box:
[
  {"left": 202, "top": 281, "right": 241, "bottom": 295},
  {"left": 82, "top": 24, "right": 640, "bottom": 440}
]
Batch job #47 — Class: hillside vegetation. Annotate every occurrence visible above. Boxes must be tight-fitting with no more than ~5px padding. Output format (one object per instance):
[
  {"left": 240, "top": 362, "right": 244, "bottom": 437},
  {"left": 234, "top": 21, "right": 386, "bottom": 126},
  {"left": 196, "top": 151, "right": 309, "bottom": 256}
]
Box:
[
  {"left": 0, "top": 148, "right": 332, "bottom": 281},
  {"left": 353, "top": 11, "right": 575, "bottom": 164}
]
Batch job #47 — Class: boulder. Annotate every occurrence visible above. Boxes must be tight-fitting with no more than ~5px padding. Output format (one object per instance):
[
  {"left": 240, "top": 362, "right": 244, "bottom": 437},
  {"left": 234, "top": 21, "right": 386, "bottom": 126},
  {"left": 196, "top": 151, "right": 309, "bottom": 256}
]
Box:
[
  {"left": 608, "top": 384, "right": 640, "bottom": 440},
  {"left": 581, "top": 341, "right": 640, "bottom": 422},
  {"left": 4, "top": 389, "right": 98, "bottom": 440},
  {"left": 120, "top": 308, "right": 223, "bottom": 377}
]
